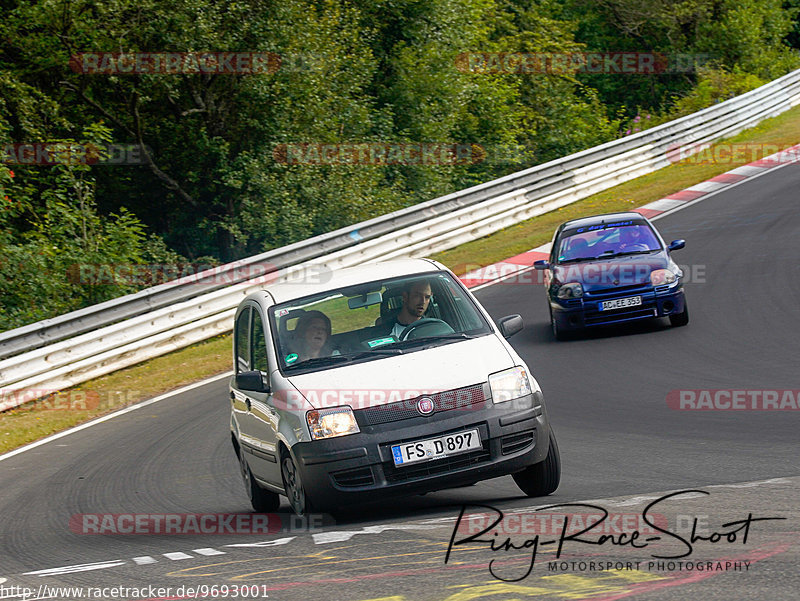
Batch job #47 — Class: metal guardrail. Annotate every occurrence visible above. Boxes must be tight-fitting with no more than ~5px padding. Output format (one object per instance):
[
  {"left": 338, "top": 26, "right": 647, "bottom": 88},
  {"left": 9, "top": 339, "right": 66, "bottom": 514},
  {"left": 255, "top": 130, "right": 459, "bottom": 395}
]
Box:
[{"left": 2, "top": 68, "right": 800, "bottom": 409}]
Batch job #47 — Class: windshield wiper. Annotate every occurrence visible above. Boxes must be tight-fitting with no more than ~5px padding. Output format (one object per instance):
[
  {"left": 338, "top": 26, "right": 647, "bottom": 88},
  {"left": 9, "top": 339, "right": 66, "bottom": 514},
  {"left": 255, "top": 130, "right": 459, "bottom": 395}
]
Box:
[
  {"left": 602, "top": 249, "right": 659, "bottom": 258},
  {"left": 558, "top": 256, "right": 599, "bottom": 264},
  {"left": 288, "top": 347, "right": 406, "bottom": 369},
  {"left": 349, "top": 348, "right": 405, "bottom": 359},
  {"left": 394, "top": 333, "right": 474, "bottom": 349},
  {"left": 286, "top": 355, "right": 355, "bottom": 369}
]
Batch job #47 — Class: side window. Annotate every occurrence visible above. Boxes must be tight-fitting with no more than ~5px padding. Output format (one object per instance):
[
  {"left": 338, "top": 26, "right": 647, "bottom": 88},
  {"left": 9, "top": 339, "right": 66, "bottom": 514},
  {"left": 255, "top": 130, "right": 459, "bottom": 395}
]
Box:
[
  {"left": 442, "top": 278, "right": 482, "bottom": 331},
  {"left": 251, "top": 311, "right": 269, "bottom": 373},
  {"left": 235, "top": 307, "right": 250, "bottom": 373}
]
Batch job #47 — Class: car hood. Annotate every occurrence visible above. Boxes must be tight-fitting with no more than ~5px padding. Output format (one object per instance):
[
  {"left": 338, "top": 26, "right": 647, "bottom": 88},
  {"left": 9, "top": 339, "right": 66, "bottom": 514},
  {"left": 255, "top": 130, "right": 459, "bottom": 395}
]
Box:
[
  {"left": 285, "top": 335, "right": 515, "bottom": 409},
  {"left": 554, "top": 252, "right": 671, "bottom": 291}
]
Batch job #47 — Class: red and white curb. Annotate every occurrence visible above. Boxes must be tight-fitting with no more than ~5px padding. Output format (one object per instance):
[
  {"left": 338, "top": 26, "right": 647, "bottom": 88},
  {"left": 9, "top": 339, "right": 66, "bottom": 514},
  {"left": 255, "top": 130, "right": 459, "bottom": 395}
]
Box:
[
  {"left": 459, "top": 143, "right": 800, "bottom": 290},
  {"left": 459, "top": 247, "right": 551, "bottom": 289}
]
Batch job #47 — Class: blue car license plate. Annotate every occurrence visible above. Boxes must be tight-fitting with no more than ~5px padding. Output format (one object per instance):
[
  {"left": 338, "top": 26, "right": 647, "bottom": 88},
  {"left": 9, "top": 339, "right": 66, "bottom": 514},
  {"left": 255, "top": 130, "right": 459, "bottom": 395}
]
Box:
[{"left": 600, "top": 295, "right": 642, "bottom": 311}]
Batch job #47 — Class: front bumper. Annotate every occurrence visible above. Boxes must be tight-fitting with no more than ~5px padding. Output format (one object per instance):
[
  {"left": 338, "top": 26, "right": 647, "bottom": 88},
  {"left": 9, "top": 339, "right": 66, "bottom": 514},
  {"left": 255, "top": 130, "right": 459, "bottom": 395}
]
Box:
[
  {"left": 289, "top": 389, "right": 548, "bottom": 508},
  {"left": 552, "top": 285, "right": 685, "bottom": 330}
]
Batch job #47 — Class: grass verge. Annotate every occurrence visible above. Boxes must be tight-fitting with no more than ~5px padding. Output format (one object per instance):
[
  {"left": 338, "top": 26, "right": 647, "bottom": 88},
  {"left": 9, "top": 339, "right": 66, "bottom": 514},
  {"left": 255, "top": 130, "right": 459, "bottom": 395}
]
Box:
[
  {"left": 0, "top": 334, "right": 231, "bottom": 454},
  {"left": 433, "top": 106, "right": 800, "bottom": 273},
  {"left": 3, "top": 105, "right": 800, "bottom": 453}
]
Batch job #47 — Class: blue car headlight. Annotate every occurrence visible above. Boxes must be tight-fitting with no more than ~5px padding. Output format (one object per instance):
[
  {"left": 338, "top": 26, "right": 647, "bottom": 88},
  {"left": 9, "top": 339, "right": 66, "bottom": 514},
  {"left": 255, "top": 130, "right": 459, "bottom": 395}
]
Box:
[
  {"left": 650, "top": 269, "right": 677, "bottom": 286},
  {"left": 557, "top": 282, "right": 583, "bottom": 299}
]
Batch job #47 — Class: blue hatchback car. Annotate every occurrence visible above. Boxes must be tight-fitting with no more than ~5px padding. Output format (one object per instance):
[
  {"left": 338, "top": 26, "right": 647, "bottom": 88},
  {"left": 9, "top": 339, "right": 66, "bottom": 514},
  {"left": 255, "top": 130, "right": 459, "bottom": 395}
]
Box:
[{"left": 534, "top": 212, "right": 688, "bottom": 339}]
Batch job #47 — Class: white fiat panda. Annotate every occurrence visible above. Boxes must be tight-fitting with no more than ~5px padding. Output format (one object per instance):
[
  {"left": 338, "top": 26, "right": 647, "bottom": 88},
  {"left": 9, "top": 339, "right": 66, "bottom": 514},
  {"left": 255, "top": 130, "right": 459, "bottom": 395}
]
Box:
[{"left": 230, "top": 258, "right": 560, "bottom": 515}]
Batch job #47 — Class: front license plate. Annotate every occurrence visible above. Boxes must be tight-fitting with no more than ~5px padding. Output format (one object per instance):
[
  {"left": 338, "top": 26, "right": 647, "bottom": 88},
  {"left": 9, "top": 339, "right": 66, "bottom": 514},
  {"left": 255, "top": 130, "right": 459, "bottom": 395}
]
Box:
[
  {"left": 392, "top": 429, "right": 481, "bottom": 467},
  {"left": 600, "top": 295, "right": 642, "bottom": 311}
]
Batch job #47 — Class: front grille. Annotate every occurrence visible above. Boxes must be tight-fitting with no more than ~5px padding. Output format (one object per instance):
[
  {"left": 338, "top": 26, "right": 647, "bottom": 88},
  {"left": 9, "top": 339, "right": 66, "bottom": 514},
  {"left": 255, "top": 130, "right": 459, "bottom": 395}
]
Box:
[
  {"left": 331, "top": 466, "right": 375, "bottom": 488},
  {"left": 585, "top": 306, "right": 656, "bottom": 325},
  {"left": 501, "top": 430, "right": 535, "bottom": 455},
  {"left": 357, "top": 383, "right": 485, "bottom": 426},
  {"left": 585, "top": 284, "right": 651, "bottom": 300},
  {"left": 383, "top": 446, "right": 490, "bottom": 483}
]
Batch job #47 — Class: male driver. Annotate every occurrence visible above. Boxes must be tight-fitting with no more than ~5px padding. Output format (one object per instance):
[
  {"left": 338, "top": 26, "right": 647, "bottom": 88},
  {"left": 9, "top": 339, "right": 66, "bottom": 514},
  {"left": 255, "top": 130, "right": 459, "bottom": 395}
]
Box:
[
  {"left": 388, "top": 280, "right": 432, "bottom": 339},
  {"left": 618, "top": 225, "right": 657, "bottom": 251}
]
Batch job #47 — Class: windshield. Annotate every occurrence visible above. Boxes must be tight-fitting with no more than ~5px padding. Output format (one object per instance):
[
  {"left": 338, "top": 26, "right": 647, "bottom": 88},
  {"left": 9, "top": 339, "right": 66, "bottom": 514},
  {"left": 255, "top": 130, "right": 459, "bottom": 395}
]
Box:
[
  {"left": 270, "top": 271, "right": 492, "bottom": 373},
  {"left": 557, "top": 223, "right": 661, "bottom": 263}
]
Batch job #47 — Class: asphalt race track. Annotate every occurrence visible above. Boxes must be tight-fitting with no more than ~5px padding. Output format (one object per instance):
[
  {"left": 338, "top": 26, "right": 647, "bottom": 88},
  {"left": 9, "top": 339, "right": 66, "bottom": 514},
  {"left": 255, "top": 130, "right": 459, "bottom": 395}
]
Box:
[{"left": 0, "top": 164, "right": 798, "bottom": 601}]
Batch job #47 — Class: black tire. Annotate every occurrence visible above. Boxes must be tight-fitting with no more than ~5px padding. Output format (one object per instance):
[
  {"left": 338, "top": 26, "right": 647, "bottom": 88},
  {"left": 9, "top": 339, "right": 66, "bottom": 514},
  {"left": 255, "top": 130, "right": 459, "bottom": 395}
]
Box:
[
  {"left": 550, "top": 307, "right": 567, "bottom": 341},
  {"left": 239, "top": 449, "right": 281, "bottom": 512},
  {"left": 669, "top": 299, "right": 689, "bottom": 327},
  {"left": 281, "top": 449, "right": 316, "bottom": 516},
  {"left": 513, "top": 427, "right": 561, "bottom": 497}
]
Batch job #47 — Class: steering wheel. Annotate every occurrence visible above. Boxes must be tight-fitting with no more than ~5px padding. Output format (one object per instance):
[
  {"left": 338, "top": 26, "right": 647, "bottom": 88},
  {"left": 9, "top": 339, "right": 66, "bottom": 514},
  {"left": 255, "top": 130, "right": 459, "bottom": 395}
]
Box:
[
  {"left": 622, "top": 243, "right": 649, "bottom": 252},
  {"left": 399, "top": 318, "right": 455, "bottom": 341}
]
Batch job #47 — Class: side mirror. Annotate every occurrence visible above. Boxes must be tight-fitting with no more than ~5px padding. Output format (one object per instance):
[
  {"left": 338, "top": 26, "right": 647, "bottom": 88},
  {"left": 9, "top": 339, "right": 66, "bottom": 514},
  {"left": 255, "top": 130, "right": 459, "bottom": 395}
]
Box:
[
  {"left": 497, "top": 314, "right": 524, "bottom": 339},
  {"left": 235, "top": 370, "right": 270, "bottom": 393},
  {"left": 668, "top": 239, "right": 685, "bottom": 251},
  {"left": 533, "top": 260, "right": 549, "bottom": 270}
]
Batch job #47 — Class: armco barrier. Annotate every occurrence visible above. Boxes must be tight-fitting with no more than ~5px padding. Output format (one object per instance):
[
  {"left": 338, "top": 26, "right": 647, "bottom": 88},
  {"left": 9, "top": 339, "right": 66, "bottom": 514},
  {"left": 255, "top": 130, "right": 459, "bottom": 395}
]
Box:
[{"left": 2, "top": 68, "right": 800, "bottom": 407}]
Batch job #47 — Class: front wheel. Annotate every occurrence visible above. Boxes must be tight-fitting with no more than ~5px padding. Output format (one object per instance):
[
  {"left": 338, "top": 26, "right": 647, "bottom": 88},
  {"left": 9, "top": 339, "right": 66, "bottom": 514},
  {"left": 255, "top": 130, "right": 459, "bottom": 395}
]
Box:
[
  {"left": 550, "top": 307, "right": 567, "bottom": 341},
  {"left": 240, "top": 449, "right": 280, "bottom": 512},
  {"left": 669, "top": 299, "right": 689, "bottom": 327},
  {"left": 513, "top": 427, "right": 561, "bottom": 497},
  {"left": 281, "top": 450, "right": 316, "bottom": 516}
]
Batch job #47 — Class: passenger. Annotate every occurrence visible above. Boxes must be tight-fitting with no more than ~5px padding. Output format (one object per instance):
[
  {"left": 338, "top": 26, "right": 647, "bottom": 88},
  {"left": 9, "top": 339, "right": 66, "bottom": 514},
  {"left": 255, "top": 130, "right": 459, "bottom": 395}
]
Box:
[
  {"left": 563, "top": 238, "right": 589, "bottom": 260},
  {"left": 386, "top": 280, "right": 432, "bottom": 339},
  {"left": 293, "top": 311, "right": 332, "bottom": 361}
]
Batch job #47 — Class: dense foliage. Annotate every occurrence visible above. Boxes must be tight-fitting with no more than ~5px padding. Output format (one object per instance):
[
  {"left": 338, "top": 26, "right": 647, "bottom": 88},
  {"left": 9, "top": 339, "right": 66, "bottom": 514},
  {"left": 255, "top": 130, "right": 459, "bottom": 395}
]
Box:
[{"left": 2, "top": 0, "right": 799, "bottom": 330}]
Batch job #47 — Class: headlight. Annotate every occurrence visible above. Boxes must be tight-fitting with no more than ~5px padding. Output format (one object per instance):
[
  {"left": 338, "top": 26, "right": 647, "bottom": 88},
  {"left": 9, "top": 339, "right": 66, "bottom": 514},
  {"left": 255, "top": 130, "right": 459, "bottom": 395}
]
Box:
[
  {"left": 307, "top": 406, "right": 360, "bottom": 440},
  {"left": 489, "top": 367, "right": 533, "bottom": 403},
  {"left": 557, "top": 282, "right": 583, "bottom": 299},
  {"left": 650, "top": 269, "right": 677, "bottom": 286}
]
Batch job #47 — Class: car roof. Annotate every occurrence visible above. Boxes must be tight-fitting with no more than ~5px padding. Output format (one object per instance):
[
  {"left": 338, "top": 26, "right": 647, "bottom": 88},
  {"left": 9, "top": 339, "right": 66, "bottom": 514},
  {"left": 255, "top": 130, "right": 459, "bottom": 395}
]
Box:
[
  {"left": 559, "top": 211, "right": 649, "bottom": 232},
  {"left": 260, "top": 258, "right": 445, "bottom": 304}
]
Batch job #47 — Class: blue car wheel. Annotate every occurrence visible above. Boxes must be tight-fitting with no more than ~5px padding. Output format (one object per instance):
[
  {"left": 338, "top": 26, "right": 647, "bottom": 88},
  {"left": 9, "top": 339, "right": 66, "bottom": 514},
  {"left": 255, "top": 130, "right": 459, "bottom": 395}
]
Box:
[
  {"left": 669, "top": 298, "right": 689, "bottom": 327},
  {"left": 550, "top": 305, "right": 568, "bottom": 341}
]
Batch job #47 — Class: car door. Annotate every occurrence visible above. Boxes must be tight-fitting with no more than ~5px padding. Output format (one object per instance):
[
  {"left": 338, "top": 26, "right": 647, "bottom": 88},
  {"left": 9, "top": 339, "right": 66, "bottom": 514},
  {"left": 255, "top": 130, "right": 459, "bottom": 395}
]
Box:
[
  {"left": 231, "top": 305, "right": 253, "bottom": 448},
  {"left": 232, "top": 302, "right": 282, "bottom": 485}
]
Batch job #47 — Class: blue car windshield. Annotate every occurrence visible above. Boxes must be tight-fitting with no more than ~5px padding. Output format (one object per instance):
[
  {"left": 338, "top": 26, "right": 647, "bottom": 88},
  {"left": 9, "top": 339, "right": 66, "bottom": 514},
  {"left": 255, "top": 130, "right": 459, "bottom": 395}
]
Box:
[{"left": 557, "top": 224, "right": 661, "bottom": 262}]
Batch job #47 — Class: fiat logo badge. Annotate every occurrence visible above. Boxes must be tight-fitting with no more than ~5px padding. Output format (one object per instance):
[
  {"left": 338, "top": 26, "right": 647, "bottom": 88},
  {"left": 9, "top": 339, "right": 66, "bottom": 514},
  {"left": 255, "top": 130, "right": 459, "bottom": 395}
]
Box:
[{"left": 417, "top": 397, "right": 435, "bottom": 415}]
